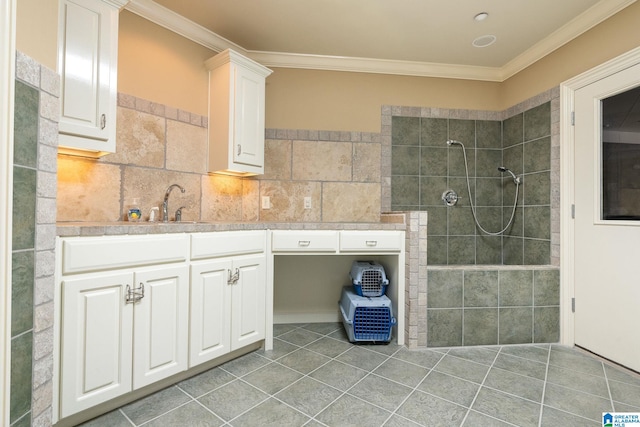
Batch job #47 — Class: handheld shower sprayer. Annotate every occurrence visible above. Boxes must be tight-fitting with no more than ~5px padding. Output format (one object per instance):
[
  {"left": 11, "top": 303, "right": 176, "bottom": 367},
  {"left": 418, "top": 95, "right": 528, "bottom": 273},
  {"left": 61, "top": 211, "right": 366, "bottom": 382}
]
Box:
[
  {"left": 497, "top": 166, "right": 521, "bottom": 185},
  {"left": 446, "top": 140, "right": 462, "bottom": 146}
]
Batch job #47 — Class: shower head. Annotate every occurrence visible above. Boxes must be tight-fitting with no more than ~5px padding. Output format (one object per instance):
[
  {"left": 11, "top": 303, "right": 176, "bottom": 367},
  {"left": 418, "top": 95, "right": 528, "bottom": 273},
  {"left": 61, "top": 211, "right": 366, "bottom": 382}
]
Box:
[
  {"left": 446, "top": 140, "right": 462, "bottom": 146},
  {"left": 498, "top": 166, "right": 521, "bottom": 185}
]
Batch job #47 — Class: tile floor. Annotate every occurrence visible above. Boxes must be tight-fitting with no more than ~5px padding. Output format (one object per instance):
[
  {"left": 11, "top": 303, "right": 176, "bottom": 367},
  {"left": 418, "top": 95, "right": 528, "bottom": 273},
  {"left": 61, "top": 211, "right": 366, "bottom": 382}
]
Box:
[{"left": 81, "top": 323, "right": 640, "bottom": 427}]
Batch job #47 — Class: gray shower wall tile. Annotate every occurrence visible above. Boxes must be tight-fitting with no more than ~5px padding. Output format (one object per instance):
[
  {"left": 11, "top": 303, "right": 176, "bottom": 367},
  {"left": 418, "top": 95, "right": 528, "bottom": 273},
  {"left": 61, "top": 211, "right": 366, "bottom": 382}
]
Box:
[
  {"left": 524, "top": 102, "right": 551, "bottom": 141},
  {"left": 11, "top": 250, "right": 34, "bottom": 335},
  {"left": 503, "top": 113, "right": 523, "bottom": 147},
  {"left": 464, "top": 271, "right": 499, "bottom": 307},
  {"left": 392, "top": 116, "right": 420, "bottom": 146},
  {"left": 420, "top": 176, "right": 448, "bottom": 206},
  {"left": 524, "top": 239, "right": 550, "bottom": 265},
  {"left": 449, "top": 119, "right": 475, "bottom": 145},
  {"left": 427, "top": 270, "right": 463, "bottom": 308},
  {"left": 426, "top": 206, "right": 447, "bottom": 236},
  {"left": 524, "top": 136, "right": 551, "bottom": 173},
  {"left": 448, "top": 146, "right": 475, "bottom": 178},
  {"left": 448, "top": 236, "right": 476, "bottom": 264},
  {"left": 476, "top": 149, "right": 503, "bottom": 177},
  {"left": 474, "top": 206, "right": 503, "bottom": 234},
  {"left": 503, "top": 237, "right": 524, "bottom": 265},
  {"left": 523, "top": 171, "right": 551, "bottom": 206},
  {"left": 10, "top": 332, "right": 33, "bottom": 425},
  {"left": 499, "top": 307, "right": 533, "bottom": 344},
  {"left": 476, "top": 120, "right": 502, "bottom": 149},
  {"left": 499, "top": 270, "right": 533, "bottom": 307},
  {"left": 12, "top": 166, "right": 37, "bottom": 251},
  {"left": 475, "top": 178, "right": 502, "bottom": 206},
  {"left": 392, "top": 145, "right": 420, "bottom": 175},
  {"left": 420, "top": 117, "right": 448, "bottom": 146},
  {"left": 391, "top": 176, "right": 420, "bottom": 207},
  {"left": 475, "top": 235, "right": 502, "bottom": 265},
  {"left": 14, "top": 80, "right": 39, "bottom": 168},
  {"left": 534, "top": 307, "right": 560, "bottom": 343},
  {"left": 464, "top": 308, "right": 499, "bottom": 346},
  {"left": 420, "top": 146, "right": 448, "bottom": 176},
  {"left": 427, "top": 309, "right": 463, "bottom": 347},
  {"left": 534, "top": 269, "right": 560, "bottom": 306},
  {"left": 524, "top": 206, "right": 551, "bottom": 240},
  {"left": 448, "top": 206, "right": 476, "bottom": 236},
  {"left": 427, "top": 236, "right": 448, "bottom": 265}
]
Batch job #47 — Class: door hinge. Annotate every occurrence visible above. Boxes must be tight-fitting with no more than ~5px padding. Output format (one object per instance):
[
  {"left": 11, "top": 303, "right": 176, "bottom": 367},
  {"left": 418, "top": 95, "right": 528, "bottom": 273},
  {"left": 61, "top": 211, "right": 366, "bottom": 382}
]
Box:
[
  {"left": 571, "top": 111, "right": 575, "bottom": 126},
  {"left": 571, "top": 204, "right": 575, "bottom": 219},
  {"left": 571, "top": 297, "right": 575, "bottom": 313}
]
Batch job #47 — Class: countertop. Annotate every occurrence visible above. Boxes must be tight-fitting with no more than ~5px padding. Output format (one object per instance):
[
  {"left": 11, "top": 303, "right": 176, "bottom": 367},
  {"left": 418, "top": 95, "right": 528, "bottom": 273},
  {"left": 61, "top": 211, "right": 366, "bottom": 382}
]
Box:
[{"left": 56, "top": 214, "right": 407, "bottom": 237}]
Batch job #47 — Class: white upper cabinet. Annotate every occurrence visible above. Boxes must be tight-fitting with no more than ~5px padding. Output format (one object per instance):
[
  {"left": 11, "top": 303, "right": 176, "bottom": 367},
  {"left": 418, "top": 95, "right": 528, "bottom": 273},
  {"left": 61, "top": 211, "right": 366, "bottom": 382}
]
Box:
[
  {"left": 57, "top": 0, "right": 127, "bottom": 157},
  {"left": 206, "top": 49, "right": 272, "bottom": 176}
]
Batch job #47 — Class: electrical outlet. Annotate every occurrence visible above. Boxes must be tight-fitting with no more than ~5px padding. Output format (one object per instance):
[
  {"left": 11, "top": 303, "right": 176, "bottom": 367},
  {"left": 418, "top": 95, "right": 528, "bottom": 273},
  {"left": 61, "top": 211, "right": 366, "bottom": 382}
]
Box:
[
  {"left": 261, "top": 196, "right": 270, "bottom": 209},
  {"left": 304, "top": 197, "right": 312, "bottom": 209}
]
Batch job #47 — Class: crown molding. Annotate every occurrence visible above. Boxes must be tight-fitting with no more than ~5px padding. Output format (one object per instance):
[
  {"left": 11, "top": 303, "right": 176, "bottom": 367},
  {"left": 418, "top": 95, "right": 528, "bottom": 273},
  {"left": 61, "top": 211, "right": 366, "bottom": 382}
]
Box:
[
  {"left": 246, "top": 51, "right": 503, "bottom": 81},
  {"left": 499, "top": 0, "right": 637, "bottom": 81},
  {"left": 125, "top": 0, "right": 636, "bottom": 82},
  {"left": 125, "top": 0, "right": 245, "bottom": 54}
]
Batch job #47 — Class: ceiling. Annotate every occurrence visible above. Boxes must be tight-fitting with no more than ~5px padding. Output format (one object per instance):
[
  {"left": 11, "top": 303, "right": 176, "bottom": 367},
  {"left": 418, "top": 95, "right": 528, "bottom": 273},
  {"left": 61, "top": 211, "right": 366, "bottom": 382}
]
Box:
[{"left": 127, "top": 0, "right": 636, "bottom": 81}]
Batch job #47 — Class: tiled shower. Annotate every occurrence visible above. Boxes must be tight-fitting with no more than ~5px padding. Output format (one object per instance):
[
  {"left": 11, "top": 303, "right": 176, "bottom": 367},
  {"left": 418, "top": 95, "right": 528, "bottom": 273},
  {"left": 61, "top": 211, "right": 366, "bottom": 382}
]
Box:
[
  {"left": 389, "top": 99, "right": 560, "bottom": 348},
  {"left": 391, "top": 102, "right": 552, "bottom": 266}
]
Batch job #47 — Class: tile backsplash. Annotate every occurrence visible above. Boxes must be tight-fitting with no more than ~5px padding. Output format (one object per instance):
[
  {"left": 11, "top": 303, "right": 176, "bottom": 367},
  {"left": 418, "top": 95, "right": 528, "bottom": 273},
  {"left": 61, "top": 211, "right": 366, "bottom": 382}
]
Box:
[{"left": 57, "top": 94, "right": 384, "bottom": 223}]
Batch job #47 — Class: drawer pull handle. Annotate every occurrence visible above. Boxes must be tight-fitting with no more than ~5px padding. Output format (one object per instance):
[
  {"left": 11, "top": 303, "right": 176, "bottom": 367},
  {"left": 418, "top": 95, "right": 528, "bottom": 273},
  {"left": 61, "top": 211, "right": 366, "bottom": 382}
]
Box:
[
  {"left": 366, "top": 240, "right": 378, "bottom": 246},
  {"left": 298, "top": 240, "right": 311, "bottom": 247}
]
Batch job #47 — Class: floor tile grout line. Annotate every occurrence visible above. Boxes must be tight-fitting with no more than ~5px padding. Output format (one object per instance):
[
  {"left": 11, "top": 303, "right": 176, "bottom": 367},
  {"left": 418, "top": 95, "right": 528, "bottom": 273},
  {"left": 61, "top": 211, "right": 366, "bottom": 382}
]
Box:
[
  {"left": 376, "top": 347, "right": 450, "bottom": 426},
  {"left": 460, "top": 345, "right": 503, "bottom": 426},
  {"left": 537, "top": 344, "right": 552, "bottom": 427},
  {"left": 117, "top": 409, "right": 136, "bottom": 426}
]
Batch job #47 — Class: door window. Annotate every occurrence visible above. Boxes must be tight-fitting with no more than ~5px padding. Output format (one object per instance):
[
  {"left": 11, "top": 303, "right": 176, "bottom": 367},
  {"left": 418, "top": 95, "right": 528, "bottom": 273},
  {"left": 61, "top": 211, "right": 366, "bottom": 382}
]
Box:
[{"left": 602, "top": 85, "right": 640, "bottom": 220}]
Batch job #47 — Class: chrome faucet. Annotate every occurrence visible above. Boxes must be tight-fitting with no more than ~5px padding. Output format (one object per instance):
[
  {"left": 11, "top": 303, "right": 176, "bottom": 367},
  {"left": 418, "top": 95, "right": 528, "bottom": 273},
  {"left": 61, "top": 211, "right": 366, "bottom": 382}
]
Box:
[{"left": 162, "top": 184, "right": 185, "bottom": 222}]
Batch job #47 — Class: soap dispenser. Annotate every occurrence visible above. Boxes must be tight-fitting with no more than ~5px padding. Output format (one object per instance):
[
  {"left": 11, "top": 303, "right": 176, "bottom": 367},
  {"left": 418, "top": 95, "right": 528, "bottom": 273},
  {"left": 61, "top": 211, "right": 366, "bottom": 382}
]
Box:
[{"left": 127, "top": 198, "right": 142, "bottom": 222}]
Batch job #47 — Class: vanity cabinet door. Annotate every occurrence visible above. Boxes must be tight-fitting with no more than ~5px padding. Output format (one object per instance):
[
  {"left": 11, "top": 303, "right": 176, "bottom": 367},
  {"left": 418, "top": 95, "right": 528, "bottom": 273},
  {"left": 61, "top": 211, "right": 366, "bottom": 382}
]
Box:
[
  {"left": 132, "top": 264, "right": 189, "bottom": 389},
  {"left": 190, "top": 259, "right": 233, "bottom": 366},
  {"left": 230, "top": 254, "right": 266, "bottom": 350},
  {"left": 59, "top": 271, "right": 133, "bottom": 418}
]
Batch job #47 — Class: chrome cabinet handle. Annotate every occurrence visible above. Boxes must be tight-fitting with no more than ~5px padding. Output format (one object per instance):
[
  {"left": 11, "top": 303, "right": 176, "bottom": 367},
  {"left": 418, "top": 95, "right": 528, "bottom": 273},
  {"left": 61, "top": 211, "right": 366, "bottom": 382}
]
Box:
[
  {"left": 125, "top": 283, "right": 144, "bottom": 303},
  {"left": 100, "top": 114, "right": 106, "bottom": 130},
  {"left": 298, "top": 240, "right": 311, "bottom": 247},
  {"left": 237, "top": 144, "right": 242, "bottom": 156},
  {"left": 228, "top": 268, "right": 240, "bottom": 284},
  {"left": 366, "top": 240, "right": 378, "bottom": 246}
]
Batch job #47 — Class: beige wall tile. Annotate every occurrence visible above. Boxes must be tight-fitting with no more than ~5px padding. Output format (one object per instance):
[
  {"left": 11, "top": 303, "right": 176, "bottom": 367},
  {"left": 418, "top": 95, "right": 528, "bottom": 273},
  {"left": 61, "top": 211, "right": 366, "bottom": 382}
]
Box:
[
  {"left": 322, "top": 182, "right": 381, "bottom": 223},
  {"left": 201, "top": 175, "right": 244, "bottom": 222},
  {"left": 259, "top": 181, "right": 322, "bottom": 222},
  {"left": 353, "top": 142, "right": 381, "bottom": 182},
  {"left": 166, "top": 120, "right": 207, "bottom": 173},
  {"left": 57, "top": 156, "right": 122, "bottom": 222},
  {"left": 242, "top": 179, "right": 260, "bottom": 222},
  {"left": 123, "top": 168, "right": 201, "bottom": 222},
  {"left": 292, "top": 140, "right": 352, "bottom": 181},
  {"left": 109, "top": 108, "right": 165, "bottom": 167},
  {"left": 263, "top": 139, "right": 292, "bottom": 180}
]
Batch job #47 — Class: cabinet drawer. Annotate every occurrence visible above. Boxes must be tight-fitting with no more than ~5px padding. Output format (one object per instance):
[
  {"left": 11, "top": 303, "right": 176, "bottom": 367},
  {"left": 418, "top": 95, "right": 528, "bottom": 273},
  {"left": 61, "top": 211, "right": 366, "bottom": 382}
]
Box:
[
  {"left": 191, "top": 231, "right": 266, "bottom": 260},
  {"left": 61, "top": 234, "right": 189, "bottom": 275},
  {"left": 271, "top": 231, "right": 338, "bottom": 252},
  {"left": 339, "top": 231, "right": 403, "bottom": 252}
]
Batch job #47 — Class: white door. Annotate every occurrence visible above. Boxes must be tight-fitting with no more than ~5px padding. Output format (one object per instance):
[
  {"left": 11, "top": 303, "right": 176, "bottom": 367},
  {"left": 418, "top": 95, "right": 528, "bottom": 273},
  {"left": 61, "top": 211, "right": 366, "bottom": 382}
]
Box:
[
  {"left": 133, "top": 265, "right": 189, "bottom": 389},
  {"left": 231, "top": 254, "right": 266, "bottom": 350},
  {"left": 60, "top": 272, "right": 133, "bottom": 417},
  {"left": 574, "top": 62, "right": 640, "bottom": 372},
  {"left": 190, "top": 259, "right": 232, "bottom": 366}
]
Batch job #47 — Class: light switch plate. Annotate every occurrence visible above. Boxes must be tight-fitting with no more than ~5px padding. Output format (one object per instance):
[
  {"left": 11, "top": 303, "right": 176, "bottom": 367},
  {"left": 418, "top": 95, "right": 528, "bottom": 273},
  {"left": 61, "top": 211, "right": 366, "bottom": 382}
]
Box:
[
  {"left": 261, "top": 196, "right": 270, "bottom": 209},
  {"left": 304, "top": 197, "right": 312, "bottom": 209}
]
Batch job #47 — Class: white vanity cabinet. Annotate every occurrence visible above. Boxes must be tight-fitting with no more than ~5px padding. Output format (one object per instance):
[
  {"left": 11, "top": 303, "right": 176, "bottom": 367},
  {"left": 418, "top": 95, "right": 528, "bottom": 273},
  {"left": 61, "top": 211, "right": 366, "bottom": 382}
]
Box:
[
  {"left": 57, "top": 0, "right": 127, "bottom": 156},
  {"left": 205, "top": 49, "right": 272, "bottom": 175},
  {"left": 189, "top": 231, "right": 267, "bottom": 366},
  {"left": 56, "top": 234, "right": 189, "bottom": 418}
]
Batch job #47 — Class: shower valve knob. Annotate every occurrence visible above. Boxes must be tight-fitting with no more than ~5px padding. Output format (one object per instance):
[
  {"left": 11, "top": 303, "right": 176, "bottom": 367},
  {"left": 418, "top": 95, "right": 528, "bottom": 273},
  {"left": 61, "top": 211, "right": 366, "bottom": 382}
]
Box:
[{"left": 442, "top": 189, "right": 459, "bottom": 206}]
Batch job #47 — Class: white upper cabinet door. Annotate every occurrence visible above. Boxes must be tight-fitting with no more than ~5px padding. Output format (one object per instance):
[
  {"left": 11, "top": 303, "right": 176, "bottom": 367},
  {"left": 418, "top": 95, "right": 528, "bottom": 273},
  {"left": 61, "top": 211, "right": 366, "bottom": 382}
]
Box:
[
  {"left": 206, "top": 49, "right": 272, "bottom": 176},
  {"left": 132, "top": 264, "right": 189, "bottom": 389},
  {"left": 58, "top": 0, "right": 126, "bottom": 156}
]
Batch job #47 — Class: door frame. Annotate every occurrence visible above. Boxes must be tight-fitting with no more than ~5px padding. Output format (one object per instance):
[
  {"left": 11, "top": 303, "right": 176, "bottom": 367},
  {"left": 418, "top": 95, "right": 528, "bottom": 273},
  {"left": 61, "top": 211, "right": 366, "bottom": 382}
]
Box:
[
  {"left": 560, "top": 46, "right": 640, "bottom": 347},
  {"left": 0, "top": 0, "right": 16, "bottom": 425}
]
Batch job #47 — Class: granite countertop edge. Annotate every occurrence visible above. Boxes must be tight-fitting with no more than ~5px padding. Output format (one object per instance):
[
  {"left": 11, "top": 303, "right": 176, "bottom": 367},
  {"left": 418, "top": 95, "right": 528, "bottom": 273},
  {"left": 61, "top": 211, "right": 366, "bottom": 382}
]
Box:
[{"left": 56, "top": 216, "right": 407, "bottom": 237}]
